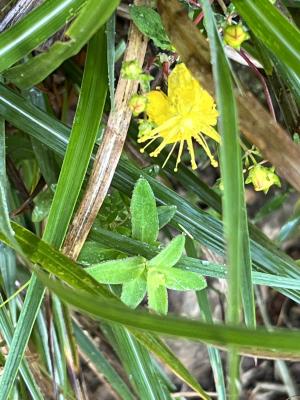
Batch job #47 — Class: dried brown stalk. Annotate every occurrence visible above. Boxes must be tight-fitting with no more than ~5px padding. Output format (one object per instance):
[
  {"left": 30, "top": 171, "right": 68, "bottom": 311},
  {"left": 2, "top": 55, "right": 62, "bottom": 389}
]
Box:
[
  {"left": 157, "top": 0, "right": 300, "bottom": 192},
  {"left": 63, "top": 1, "right": 148, "bottom": 260}
]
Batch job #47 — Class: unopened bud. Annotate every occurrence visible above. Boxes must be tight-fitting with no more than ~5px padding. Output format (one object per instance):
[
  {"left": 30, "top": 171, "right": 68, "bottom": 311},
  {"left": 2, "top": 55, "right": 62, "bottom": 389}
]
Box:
[{"left": 223, "top": 24, "right": 250, "bottom": 49}]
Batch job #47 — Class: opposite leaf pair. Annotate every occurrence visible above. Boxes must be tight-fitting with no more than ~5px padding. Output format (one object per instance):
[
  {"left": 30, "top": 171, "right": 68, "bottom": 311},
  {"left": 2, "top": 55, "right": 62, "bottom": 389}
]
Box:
[{"left": 85, "top": 178, "right": 206, "bottom": 314}]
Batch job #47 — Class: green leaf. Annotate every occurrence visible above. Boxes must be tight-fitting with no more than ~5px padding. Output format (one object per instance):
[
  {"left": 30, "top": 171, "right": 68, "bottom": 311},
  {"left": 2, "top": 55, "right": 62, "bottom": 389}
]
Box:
[
  {"left": 0, "top": 30, "right": 109, "bottom": 400},
  {"left": 203, "top": 0, "right": 255, "bottom": 330},
  {"left": 0, "top": 0, "right": 86, "bottom": 73},
  {"left": 3, "top": 0, "right": 120, "bottom": 88},
  {"left": 32, "top": 188, "right": 54, "bottom": 223},
  {"left": 147, "top": 271, "right": 168, "bottom": 315},
  {"left": 86, "top": 257, "right": 146, "bottom": 284},
  {"left": 129, "top": 5, "right": 173, "bottom": 50},
  {"left": 131, "top": 177, "right": 159, "bottom": 244},
  {"left": 36, "top": 271, "right": 300, "bottom": 358},
  {"left": 157, "top": 205, "right": 177, "bottom": 228},
  {"left": 0, "top": 117, "right": 20, "bottom": 251},
  {"left": 232, "top": 0, "right": 300, "bottom": 77},
  {"left": 78, "top": 241, "right": 125, "bottom": 265},
  {"left": 164, "top": 268, "right": 206, "bottom": 291},
  {"left": 121, "top": 273, "right": 147, "bottom": 308},
  {"left": 106, "top": 13, "right": 116, "bottom": 107},
  {"left": 147, "top": 235, "right": 185, "bottom": 269},
  {"left": 73, "top": 322, "right": 135, "bottom": 400}
]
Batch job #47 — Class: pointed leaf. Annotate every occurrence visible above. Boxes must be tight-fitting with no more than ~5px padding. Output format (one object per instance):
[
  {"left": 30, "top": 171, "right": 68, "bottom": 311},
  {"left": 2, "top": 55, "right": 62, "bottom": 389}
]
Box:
[
  {"left": 148, "top": 235, "right": 185, "bottom": 269},
  {"left": 86, "top": 257, "right": 146, "bottom": 284},
  {"left": 121, "top": 273, "right": 147, "bottom": 308},
  {"left": 131, "top": 177, "right": 159, "bottom": 244},
  {"left": 157, "top": 205, "right": 177, "bottom": 229},
  {"left": 147, "top": 271, "right": 168, "bottom": 315},
  {"left": 165, "top": 269, "right": 206, "bottom": 291}
]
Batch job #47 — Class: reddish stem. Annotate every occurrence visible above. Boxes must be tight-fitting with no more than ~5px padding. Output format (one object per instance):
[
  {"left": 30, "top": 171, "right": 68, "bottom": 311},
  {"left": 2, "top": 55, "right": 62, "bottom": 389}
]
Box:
[
  {"left": 193, "top": 11, "right": 204, "bottom": 25},
  {"left": 239, "top": 49, "right": 276, "bottom": 121},
  {"left": 193, "top": 0, "right": 214, "bottom": 26}
]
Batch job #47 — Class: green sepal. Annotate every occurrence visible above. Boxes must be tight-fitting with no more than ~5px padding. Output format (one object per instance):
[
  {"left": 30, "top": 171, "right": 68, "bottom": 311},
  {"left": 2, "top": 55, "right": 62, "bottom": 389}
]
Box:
[
  {"left": 147, "top": 235, "right": 185, "bottom": 269},
  {"left": 130, "top": 178, "right": 159, "bottom": 245},
  {"left": 86, "top": 256, "right": 146, "bottom": 284},
  {"left": 164, "top": 269, "right": 207, "bottom": 291},
  {"left": 121, "top": 273, "right": 147, "bottom": 309}
]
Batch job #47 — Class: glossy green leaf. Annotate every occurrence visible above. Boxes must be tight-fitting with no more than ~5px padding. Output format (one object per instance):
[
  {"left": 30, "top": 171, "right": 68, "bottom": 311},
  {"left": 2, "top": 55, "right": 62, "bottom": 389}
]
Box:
[
  {"left": 0, "top": 117, "right": 19, "bottom": 249},
  {"left": 4, "top": 0, "right": 120, "bottom": 88},
  {"left": 106, "top": 12, "right": 116, "bottom": 107},
  {"left": 86, "top": 257, "right": 146, "bottom": 284},
  {"left": 32, "top": 188, "right": 54, "bottom": 223},
  {"left": 157, "top": 205, "right": 177, "bottom": 228},
  {"left": 121, "top": 274, "right": 147, "bottom": 308},
  {"left": 148, "top": 235, "right": 185, "bottom": 269},
  {"left": 130, "top": 5, "right": 172, "bottom": 50},
  {"left": 203, "top": 0, "right": 255, "bottom": 330},
  {"left": 0, "top": 0, "right": 86, "bottom": 73},
  {"left": 131, "top": 177, "right": 159, "bottom": 244},
  {"left": 164, "top": 268, "right": 206, "bottom": 291},
  {"left": 232, "top": 0, "right": 300, "bottom": 76}
]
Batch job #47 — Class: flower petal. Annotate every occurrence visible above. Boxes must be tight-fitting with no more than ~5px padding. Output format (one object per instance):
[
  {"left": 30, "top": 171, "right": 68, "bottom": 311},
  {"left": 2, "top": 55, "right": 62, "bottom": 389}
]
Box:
[
  {"left": 146, "top": 91, "right": 173, "bottom": 125},
  {"left": 168, "top": 63, "right": 203, "bottom": 115}
]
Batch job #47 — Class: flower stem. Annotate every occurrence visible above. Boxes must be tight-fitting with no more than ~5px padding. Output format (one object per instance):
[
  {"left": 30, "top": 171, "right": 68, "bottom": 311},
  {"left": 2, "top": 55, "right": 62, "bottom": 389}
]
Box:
[{"left": 239, "top": 49, "right": 276, "bottom": 121}]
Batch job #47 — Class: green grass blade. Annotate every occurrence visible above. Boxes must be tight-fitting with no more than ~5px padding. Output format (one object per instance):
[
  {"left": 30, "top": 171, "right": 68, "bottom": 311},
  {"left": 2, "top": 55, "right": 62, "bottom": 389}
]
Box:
[
  {"left": 0, "top": 294, "right": 44, "bottom": 399},
  {"left": 73, "top": 322, "right": 135, "bottom": 400},
  {"left": 106, "top": 12, "right": 116, "bottom": 107},
  {"left": 186, "top": 237, "right": 226, "bottom": 399},
  {"left": 0, "top": 0, "right": 86, "bottom": 73},
  {"left": 0, "top": 117, "right": 18, "bottom": 247},
  {"left": 104, "top": 324, "right": 172, "bottom": 400},
  {"left": 36, "top": 271, "right": 300, "bottom": 358},
  {"left": 0, "top": 29, "right": 108, "bottom": 399},
  {"left": 134, "top": 332, "right": 211, "bottom": 400},
  {"left": 0, "top": 245, "right": 17, "bottom": 324},
  {"left": 203, "top": 0, "right": 255, "bottom": 329},
  {"left": 4, "top": 0, "right": 120, "bottom": 88},
  {"left": 232, "top": 0, "right": 300, "bottom": 76},
  {"left": 203, "top": 2, "right": 254, "bottom": 394}
]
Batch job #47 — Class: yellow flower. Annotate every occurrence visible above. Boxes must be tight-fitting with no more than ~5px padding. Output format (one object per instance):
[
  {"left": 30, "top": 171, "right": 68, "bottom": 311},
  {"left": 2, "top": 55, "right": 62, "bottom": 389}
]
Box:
[
  {"left": 137, "top": 63, "right": 220, "bottom": 171},
  {"left": 245, "top": 165, "right": 281, "bottom": 194}
]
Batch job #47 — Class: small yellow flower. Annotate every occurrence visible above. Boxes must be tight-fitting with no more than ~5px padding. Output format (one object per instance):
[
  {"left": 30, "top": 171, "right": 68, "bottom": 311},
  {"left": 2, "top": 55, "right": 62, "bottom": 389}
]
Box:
[
  {"left": 138, "top": 63, "right": 220, "bottom": 171},
  {"left": 223, "top": 24, "right": 250, "bottom": 49},
  {"left": 245, "top": 165, "right": 281, "bottom": 194}
]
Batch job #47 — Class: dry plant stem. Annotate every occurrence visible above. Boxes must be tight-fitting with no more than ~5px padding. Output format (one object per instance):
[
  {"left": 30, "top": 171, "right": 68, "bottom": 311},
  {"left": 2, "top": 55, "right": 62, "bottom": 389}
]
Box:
[
  {"left": 157, "top": 0, "right": 300, "bottom": 192},
  {"left": 63, "top": 2, "right": 148, "bottom": 260}
]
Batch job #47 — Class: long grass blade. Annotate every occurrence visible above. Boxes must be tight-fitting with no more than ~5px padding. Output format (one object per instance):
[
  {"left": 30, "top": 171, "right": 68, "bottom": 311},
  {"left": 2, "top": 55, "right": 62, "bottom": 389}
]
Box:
[{"left": 0, "top": 29, "right": 108, "bottom": 399}]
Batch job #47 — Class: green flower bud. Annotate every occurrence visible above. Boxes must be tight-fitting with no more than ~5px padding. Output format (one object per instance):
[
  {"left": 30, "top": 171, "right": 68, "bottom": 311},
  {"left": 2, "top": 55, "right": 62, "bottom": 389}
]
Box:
[
  {"left": 223, "top": 24, "right": 250, "bottom": 49},
  {"left": 138, "top": 120, "right": 154, "bottom": 138},
  {"left": 121, "top": 60, "right": 143, "bottom": 80},
  {"left": 129, "top": 94, "right": 148, "bottom": 116},
  {"left": 245, "top": 165, "right": 281, "bottom": 194}
]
